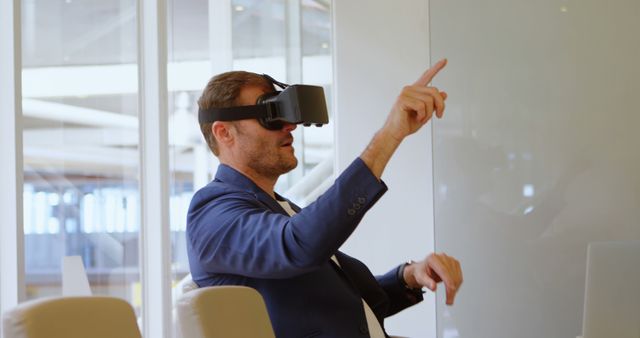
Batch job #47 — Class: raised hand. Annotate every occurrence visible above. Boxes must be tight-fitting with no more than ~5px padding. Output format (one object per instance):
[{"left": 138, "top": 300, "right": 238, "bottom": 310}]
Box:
[
  {"left": 360, "top": 59, "right": 449, "bottom": 179},
  {"left": 383, "top": 59, "right": 448, "bottom": 141}
]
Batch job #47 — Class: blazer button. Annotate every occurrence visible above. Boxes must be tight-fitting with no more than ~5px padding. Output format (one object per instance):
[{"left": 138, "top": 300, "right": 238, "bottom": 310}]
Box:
[
  {"left": 358, "top": 197, "right": 366, "bottom": 204},
  {"left": 347, "top": 208, "right": 356, "bottom": 216},
  {"left": 359, "top": 323, "right": 369, "bottom": 334},
  {"left": 353, "top": 202, "right": 361, "bottom": 210}
]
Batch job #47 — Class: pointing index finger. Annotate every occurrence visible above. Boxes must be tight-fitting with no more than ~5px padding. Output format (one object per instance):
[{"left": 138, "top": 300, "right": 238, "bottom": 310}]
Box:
[{"left": 414, "top": 58, "right": 448, "bottom": 86}]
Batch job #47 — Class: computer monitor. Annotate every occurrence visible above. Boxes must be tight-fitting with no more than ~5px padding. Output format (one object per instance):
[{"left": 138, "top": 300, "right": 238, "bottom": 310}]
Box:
[{"left": 582, "top": 240, "right": 640, "bottom": 338}]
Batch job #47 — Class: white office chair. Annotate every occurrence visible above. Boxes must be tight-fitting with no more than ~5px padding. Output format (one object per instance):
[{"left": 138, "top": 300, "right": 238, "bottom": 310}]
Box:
[
  {"left": 2, "top": 296, "right": 142, "bottom": 338},
  {"left": 172, "top": 273, "right": 198, "bottom": 338},
  {"left": 176, "top": 285, "right": 275, "bottom": 338},
  {"left": 173, "top": 275, "right": 409, "bottom": 338}
]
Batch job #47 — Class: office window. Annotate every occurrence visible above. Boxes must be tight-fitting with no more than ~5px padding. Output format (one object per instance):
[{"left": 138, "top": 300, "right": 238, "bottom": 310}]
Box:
[
  {"left": 21, "top": 0, "right": 142, "bottom": 312},
  {"left": 10, "top": 0, "right": 333, "bottom": 336}
]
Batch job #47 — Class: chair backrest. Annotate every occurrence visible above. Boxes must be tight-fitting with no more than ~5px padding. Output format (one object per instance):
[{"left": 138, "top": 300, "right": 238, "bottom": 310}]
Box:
[
  {"left": 176, "top": 286, "right": 275, "bottom": 338},
  {"left": 172, "top": 274, "right": 199, "bottom": 338},
  {"left": 2, "top": 296, "right": 142, "bottom": 338}
]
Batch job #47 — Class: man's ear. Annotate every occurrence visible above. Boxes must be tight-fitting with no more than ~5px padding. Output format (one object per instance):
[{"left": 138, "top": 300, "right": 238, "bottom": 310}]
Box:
[{"left": 211, "top": 121, "right": 234, "bottom": 147}]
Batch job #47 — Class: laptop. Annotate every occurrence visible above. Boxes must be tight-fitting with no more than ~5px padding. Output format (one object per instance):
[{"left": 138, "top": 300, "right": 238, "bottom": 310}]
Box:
[{"left": 582, "top": 240, "right": 640, "bottom": 338}]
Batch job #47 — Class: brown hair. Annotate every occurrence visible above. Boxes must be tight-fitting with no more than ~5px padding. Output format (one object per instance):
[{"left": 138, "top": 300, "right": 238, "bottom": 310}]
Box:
[{"left": 198, "top": 71, "right": 274, "bottom": 156}]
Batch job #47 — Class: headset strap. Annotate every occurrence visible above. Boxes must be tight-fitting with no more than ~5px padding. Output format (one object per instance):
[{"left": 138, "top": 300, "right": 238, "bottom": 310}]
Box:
[{"left": 198, "top": 103, "right": 277, "bottom": 124}]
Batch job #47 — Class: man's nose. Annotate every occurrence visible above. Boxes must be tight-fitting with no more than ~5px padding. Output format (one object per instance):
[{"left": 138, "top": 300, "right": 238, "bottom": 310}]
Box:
[{"left": 282, "top": 122, "right": 297, "bottom": 132}]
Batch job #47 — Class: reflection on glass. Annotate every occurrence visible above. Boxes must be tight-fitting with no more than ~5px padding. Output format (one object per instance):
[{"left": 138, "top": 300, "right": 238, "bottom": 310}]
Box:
[
  {"left": 21, "top": 0, "right": 141, "bottom": 314},
  {"left": 431, "top": 0, "right": 640, "bottom": 337}
]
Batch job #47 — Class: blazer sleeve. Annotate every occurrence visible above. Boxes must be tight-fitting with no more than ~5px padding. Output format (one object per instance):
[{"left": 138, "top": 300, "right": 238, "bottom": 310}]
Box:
[
  {"left": 187, "top": 158, "right": 387, "bottom": 279},
  {"left": 376, "top": 265, "right": 424, "bottom": 317}
]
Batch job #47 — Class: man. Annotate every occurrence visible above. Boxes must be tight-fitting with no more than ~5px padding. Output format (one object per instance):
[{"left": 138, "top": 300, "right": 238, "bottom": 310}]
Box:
[{"left": 187, "top": 59, "right": 463, "bottom": 338}]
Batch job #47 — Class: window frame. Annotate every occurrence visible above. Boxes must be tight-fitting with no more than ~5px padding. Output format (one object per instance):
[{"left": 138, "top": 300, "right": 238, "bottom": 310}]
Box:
[{"left": 0, "top": 1, "right": 26, "bottom": 335}]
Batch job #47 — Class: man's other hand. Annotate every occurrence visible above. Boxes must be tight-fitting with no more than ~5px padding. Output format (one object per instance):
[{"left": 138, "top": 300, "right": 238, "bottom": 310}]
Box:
[{"left": 404, "top": 252, "right": 463, "bottom": 306}]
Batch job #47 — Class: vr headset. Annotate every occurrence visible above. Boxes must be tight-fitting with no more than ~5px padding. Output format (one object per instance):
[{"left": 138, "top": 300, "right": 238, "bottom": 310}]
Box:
[{"left": 198, "top": 74, "right": 329, "bottom": 131}]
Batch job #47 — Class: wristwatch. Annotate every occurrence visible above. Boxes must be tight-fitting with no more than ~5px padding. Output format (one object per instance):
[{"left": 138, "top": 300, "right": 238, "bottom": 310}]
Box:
[{"left": 398, "top": 260, "right": 418, "bottom": 290}]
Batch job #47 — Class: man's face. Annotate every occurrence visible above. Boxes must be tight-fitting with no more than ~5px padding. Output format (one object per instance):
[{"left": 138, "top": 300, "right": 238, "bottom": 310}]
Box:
[{"left": 230, "top": 85, "right": 298, "bottom": 178}]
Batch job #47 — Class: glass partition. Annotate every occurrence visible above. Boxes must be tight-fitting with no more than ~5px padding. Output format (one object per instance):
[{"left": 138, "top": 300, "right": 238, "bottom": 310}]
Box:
[
  {"left": 430, "top": 1, "right": 640, "bottom": 337},
  {"left": 21, "top": 0, "right": 141, "bottom": 312},
  {"left": 8, "top": 0, "right": 332, "bottom": 336}
]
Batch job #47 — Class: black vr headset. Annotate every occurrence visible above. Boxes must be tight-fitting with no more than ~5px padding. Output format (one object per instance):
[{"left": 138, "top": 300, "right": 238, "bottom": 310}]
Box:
[{"left": 198, "top": 74, "right": 329, "bottom": 131}]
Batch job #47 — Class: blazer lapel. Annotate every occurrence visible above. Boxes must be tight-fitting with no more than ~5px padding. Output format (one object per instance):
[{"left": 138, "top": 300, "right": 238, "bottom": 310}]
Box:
[{"left": 214, "top": 164, "right": 290, "bottom": 215}]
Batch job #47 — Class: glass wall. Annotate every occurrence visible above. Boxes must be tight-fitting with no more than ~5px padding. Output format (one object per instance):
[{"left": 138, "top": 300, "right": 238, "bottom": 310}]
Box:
[
  {"left": 6, "top": 0, "right": 332, "bottom": 336},
  {"left": 21, "top": 0, "right": 141, "bottom": 311},
  {"left": 430, "top": 1, "right": 640, "bottom": 337}
]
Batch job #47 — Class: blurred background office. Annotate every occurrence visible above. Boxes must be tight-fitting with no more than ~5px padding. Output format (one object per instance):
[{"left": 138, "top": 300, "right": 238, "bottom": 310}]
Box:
[{"left": 1, "top": 1, "right": 638, "bottom": 337}]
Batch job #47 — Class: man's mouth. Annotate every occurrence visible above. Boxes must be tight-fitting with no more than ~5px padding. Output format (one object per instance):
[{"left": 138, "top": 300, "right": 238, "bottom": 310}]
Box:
[{"left": 280, "top": 136, "right": 294, "bottom": 147}]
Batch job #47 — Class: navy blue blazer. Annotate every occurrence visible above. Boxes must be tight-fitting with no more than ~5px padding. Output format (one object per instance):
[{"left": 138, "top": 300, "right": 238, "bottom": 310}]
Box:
[{"left": 187, "top": 158, "right": 423, "bottom": 338}]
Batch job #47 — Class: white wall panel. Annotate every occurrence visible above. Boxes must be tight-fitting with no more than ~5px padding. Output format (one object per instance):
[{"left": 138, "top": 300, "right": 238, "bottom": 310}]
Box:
[{"left": 333, "top": 1, "right": 437, "bottom": 337}]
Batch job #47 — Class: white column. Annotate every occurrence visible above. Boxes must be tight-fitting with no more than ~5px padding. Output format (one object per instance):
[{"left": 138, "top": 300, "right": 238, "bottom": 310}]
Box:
[
  {"left": 285, "top": 0, "right": 305, "bottom": 184},
  {"left": 206, "top": 0, "right": 232, "bottom": 183},
  {"left": 0, "top": 0, "right": 25, "bottom": 336},
  {"left": 333, "top": 1, "right": 436, "bottom": 337},
  {"left": 285, "top": 0, "right": 302, "bottom": 84},
  {"left": 208, "top": 0, "right": 233, "bottom": 75},
  {"left": 138, "top": 0, "right": 171, "bottom": 337},
  {"left": 193, "top": 145, "right": 213, "bottom": 190}
]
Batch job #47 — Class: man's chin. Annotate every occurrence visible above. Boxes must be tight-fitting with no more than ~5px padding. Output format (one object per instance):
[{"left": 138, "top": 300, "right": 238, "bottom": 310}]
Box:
[{"left": 281, "top": 158, "right": 298, "bottom": 174}]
